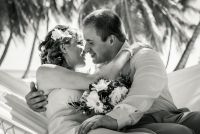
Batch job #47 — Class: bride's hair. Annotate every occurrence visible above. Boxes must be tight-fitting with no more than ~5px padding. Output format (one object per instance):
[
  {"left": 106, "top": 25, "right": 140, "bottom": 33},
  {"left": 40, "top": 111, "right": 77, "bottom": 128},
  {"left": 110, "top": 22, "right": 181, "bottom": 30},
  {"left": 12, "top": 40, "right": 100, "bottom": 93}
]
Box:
[{"left": 38, "top": 25, "right": 82, "bottom": 69}]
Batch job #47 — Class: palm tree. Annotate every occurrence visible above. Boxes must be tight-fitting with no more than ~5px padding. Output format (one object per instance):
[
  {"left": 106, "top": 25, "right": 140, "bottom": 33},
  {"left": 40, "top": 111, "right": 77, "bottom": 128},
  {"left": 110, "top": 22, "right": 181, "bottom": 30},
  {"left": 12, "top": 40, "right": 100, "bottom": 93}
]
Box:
[
  {"left": 173, "top": 0, "right": 200, "bottom": 70},
  {"left": 0, "top": 0, "right": 80, "bottom": 76},
  {"left": 0, "top": 0, "right": 42, "bottom": 66},
  {"left": 22, "top": 14, "right": 41, "bottom": 78},
  {"left": 165, "top": 29, "right": 173, "bottom": 68},
  {"left": 21, "top": 0, "right": 81, "bottom": 78},
  {"left": 0, "top": 30, "right": 13, "bottom": 65},
  {"left": 174, "top": 21, "right": 200, "bottom": 71}
]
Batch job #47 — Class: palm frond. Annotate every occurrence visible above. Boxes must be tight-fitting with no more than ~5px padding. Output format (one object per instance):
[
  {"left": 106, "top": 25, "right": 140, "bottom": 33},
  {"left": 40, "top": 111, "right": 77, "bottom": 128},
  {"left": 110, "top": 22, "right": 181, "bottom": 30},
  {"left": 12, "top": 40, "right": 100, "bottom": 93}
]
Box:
[
  {"left": 138, "top": 0, "right": 162, "bottom": 52},
  {"left": 153, "top": 0, "right": 189, "bottom": 47},
  {"left": 2, "top": 0, "right": 43, "bottom": 39},
  {"left": 0, "top": 0, "right": 7, "bottom": 43}
]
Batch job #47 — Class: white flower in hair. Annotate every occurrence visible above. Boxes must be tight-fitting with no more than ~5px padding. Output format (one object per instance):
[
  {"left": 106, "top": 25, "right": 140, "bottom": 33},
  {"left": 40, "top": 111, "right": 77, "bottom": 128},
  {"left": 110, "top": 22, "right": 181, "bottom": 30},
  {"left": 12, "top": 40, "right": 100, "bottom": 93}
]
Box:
[
  {"left": 41, "top": 46, "right": 45, "bottom": 51},
  {"left": 64, "top": 30, "right": 73, "bottom": 38},
  {"left": 51, "top": 29, "right": 72, "bottom": 41},
  {"left": 92, "top": 79, "right": 111, "bottom": 92},
  {"left": 109, "top": 86, "right": 128, "bottom": 105},
  {"left": 86, "top": 91, "right": 104, "bottom": 113}
]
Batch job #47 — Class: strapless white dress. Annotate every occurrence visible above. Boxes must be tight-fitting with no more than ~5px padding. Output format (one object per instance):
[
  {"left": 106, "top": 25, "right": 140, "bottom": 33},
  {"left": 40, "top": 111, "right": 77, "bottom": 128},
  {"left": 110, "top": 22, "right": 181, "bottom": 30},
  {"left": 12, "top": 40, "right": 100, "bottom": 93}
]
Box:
[{"left": 46, "top": 89, "right": 90, "bottom": 134}]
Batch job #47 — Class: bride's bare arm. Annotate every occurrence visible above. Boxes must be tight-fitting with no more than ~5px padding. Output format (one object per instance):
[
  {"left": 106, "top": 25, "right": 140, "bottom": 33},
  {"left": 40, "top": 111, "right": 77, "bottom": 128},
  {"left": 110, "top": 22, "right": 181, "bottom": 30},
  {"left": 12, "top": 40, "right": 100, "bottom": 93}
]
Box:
[
  {"left": 36, "top": 43, "right": 132, "bottom": 91},
  {"left": 36, "top": 64, "right": 94, "bottom": 90},
  {"left": 97, "top": 47, "right": 131, "bottom": 79},
  {"left": 100, "top": 41, "right": 138, "bottom": 79}
]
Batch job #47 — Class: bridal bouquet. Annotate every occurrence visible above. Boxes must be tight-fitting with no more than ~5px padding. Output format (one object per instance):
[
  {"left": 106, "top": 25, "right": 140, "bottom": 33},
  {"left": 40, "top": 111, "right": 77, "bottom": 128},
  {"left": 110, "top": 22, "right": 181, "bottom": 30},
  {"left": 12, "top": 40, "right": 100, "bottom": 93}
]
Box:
[{"left": 69, "top": 75, "right": 131, "bottom": 115}]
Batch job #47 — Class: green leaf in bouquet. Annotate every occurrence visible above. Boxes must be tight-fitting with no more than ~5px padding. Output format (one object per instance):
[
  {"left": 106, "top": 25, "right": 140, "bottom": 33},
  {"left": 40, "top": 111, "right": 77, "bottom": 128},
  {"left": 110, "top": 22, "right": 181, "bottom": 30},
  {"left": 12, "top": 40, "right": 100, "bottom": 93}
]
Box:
[
  {"left": 68, "top": 101, "right": 81, "bottom": 109},
  {"left": 118, "top": 74, "right": 132, "bottom": 88}
]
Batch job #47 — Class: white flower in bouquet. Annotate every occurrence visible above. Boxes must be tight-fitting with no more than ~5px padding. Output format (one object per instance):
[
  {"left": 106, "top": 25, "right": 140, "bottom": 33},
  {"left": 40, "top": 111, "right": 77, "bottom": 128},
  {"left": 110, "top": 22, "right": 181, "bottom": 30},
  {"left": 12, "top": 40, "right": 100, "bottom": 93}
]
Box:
[
  {"left": 80, "top": 90, "right": 90, "bottom": 101},
  {"left": 86, "top": 91, "right": 104, "bottom": 113},
  {"left": 109, "top": 86, "right": 128, "bottom": 105},
  {"left": 51, "top": 29, "right": 72, "bottom": 41},
  {"left": 92, "top": 79, "right": 111, "bottom": 92}
]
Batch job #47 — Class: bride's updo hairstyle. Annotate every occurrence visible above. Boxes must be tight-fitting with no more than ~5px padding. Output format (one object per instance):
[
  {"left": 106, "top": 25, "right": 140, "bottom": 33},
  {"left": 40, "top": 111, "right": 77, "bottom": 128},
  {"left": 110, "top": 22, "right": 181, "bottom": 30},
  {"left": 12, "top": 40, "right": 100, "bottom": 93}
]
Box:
[{"left": 38, "top": 25, "right": 83, "bottom": 69}]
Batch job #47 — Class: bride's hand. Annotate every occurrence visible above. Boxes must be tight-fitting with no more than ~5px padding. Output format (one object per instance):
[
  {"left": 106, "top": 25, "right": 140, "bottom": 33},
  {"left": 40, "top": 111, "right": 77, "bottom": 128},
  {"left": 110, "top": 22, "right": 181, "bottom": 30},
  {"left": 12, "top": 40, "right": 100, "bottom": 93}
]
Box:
[
  {"left": 120, "top": 41, "right": 141, "bottom": 57},
  {"left": 96, "top": 63, "right": 116, "bottom": 80},
  {"left": 96, "top": 41, "right": 139, "bottom": 80}
]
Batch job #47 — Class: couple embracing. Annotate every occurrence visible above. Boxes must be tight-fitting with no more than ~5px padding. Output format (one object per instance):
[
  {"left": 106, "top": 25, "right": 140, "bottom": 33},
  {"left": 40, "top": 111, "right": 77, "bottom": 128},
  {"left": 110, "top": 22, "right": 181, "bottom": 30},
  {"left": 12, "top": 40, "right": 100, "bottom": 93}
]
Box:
[{"left": 26, "top": 9, "right": 200, "bottom": 134}]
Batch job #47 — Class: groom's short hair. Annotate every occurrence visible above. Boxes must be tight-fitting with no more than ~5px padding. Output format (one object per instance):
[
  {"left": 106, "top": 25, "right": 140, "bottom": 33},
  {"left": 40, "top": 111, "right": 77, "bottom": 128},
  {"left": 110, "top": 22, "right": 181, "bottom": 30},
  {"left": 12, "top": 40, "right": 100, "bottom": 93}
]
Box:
[{"left": 83, "top": 9, "right": 126, "bottom": 42}]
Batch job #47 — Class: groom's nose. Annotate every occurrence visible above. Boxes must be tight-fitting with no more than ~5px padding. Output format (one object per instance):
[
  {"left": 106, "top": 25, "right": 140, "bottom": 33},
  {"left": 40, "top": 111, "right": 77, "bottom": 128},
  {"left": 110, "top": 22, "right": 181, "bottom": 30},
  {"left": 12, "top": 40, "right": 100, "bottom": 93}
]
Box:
[
  {"left": 85, "top": 48, "right": 92, "bottom": 54},
  {"left": 84, "top": 44, "right": 91, "bottom": 53}
]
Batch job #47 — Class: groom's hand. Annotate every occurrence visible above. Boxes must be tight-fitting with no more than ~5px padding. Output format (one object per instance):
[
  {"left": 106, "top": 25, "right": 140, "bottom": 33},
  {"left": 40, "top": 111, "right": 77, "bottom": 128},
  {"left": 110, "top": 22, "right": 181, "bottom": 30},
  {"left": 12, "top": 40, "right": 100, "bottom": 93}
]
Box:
[
  {"left": 25, "top": 82, "right": 48, "bottom": 112},
  {"left": 78, "top": 115, "right": 118, "bottom": 134}
]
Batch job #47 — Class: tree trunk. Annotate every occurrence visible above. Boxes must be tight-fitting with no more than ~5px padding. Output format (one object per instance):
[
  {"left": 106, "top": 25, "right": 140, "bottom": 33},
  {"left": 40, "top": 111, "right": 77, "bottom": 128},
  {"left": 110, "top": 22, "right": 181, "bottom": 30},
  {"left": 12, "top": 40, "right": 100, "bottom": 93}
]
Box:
[
  {"left": 138, "top": 0, "right": 162, "bottom": 52},
  {"left": 174, "top": 21, "right": 200, "bottom": 71},
  {"left": 166, "top": 29, "right": 173, "bottom": 68},
  {"left": 46, "top": 8, "right": 50, "bottom": 32},
  {"left": 0, "top": 30, "right": 13, "bottom": 66},
  {"left": 22, "top": 19, "right": 40, "bottom": 78},
  {"left": 123, "top": 0, "right": 136, "bottom": 44}
]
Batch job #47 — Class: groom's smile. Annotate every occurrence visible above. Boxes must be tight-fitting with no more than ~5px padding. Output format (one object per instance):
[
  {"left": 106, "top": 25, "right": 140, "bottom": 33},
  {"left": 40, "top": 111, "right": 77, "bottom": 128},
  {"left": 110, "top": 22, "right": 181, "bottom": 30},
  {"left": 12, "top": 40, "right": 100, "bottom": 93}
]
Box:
[{"left": 83, "top": 25, "right": 113, "bottom": 64}]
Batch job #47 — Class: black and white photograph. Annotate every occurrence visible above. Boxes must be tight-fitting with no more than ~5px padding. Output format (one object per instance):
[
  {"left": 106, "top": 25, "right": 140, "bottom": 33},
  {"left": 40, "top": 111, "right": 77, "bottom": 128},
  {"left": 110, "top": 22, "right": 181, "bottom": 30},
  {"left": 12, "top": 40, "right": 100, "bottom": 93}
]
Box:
[{"left": 0, "top": 0, "right": 200, "bottom": 134}]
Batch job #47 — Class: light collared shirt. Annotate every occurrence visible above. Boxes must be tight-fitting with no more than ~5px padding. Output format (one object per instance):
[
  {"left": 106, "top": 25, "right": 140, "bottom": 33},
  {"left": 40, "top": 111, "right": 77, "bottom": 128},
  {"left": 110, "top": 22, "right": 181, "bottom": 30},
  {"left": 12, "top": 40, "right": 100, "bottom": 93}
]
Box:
[{"left": 107, "top": 47, "right": 177, "bottom": 129}]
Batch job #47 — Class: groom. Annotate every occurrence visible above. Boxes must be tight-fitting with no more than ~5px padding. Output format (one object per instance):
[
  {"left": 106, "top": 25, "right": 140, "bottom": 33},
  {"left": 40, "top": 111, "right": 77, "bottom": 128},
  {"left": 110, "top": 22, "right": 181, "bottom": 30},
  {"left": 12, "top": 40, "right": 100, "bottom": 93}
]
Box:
[{"left": 26, "top": 9, "right": 200, "bottom": 134}]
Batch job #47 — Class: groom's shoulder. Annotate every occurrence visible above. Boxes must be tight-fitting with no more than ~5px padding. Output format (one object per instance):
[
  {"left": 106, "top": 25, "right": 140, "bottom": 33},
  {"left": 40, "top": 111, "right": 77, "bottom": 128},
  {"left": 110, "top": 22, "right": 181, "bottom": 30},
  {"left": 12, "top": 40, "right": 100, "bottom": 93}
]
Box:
[
  {"left": 131, "top": 44, "right": 156, "bottom": 58},
  {"left": 130, "top": 46, "right": 160, "bottom": 65}
]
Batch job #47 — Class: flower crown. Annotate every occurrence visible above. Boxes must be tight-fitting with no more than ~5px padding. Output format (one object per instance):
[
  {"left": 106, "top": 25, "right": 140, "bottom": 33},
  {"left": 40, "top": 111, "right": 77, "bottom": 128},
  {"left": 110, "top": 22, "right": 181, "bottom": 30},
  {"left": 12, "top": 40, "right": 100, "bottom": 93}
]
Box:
[
  {"left": 51, "top": 28, "right": 73, "bottom": 41},
  {"left": 51, "top": 28, "right": 83, "bottom": 43},
  {"left": 51, "top": 29, "right": 72, "bottom": 41},
  {"left": 40, "top": 27, "right": 84, "bottom": 52}
]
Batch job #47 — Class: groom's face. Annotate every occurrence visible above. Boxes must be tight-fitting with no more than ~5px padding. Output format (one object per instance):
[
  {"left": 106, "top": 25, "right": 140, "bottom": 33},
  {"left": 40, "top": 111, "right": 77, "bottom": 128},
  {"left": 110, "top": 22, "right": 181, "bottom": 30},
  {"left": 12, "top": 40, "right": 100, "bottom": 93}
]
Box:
[{"left": 83, "top": 25, "right": 113, "bottom": 64}]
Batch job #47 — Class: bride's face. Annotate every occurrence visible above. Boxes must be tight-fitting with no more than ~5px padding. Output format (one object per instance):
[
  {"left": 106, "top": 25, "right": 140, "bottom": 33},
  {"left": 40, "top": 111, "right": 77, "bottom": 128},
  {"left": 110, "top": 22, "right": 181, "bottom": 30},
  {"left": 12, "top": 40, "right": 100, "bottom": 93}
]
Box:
[{"left": 61, "top": 41, "right": 85, "bottom": 68}]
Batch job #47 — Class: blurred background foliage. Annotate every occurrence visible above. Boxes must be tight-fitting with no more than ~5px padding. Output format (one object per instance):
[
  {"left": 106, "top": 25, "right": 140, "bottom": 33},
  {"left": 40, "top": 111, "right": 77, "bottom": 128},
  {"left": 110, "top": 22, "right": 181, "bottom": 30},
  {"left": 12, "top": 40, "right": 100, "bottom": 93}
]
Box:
[{"left": 0, "top": 0, "right": 200, "bottom": 78}]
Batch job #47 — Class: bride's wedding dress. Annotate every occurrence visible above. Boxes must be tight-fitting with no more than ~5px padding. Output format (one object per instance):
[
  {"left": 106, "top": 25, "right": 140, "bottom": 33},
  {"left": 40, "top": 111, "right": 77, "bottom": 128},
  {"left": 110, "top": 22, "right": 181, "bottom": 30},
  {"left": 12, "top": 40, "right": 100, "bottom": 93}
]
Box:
[
  {"left": 0, "top": 64, "right": 200, "bottom": 134},
  {"left": 46, "top": 88, "right": 90, "bottom": 134}
]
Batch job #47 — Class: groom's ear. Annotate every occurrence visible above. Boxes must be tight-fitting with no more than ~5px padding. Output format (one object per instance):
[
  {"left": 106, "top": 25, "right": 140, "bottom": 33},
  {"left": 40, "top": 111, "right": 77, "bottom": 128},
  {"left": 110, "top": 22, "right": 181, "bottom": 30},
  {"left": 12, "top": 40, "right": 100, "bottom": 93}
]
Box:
[
  {"left": 60, "top": 44, "right": 68, "bottom": 53},
  {"left": 107, "top": 35, "right": 116, "bottom": 46}
]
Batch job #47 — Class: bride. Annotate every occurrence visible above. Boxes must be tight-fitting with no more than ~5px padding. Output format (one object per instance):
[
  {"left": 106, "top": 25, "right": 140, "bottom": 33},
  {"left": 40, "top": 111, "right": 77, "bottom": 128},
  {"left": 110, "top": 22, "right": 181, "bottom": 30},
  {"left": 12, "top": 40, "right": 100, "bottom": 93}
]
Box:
[{"left": 26, "top": 25, "right": 155, "bottom": 134}]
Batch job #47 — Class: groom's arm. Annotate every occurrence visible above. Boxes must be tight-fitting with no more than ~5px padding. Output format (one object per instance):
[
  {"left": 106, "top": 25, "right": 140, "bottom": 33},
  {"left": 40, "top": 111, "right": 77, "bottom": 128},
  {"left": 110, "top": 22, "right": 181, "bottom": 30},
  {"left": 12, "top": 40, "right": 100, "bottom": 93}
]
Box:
[{"left": 106, "top": 48, "right": 167, "bottom": 129}]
